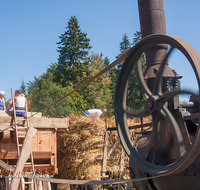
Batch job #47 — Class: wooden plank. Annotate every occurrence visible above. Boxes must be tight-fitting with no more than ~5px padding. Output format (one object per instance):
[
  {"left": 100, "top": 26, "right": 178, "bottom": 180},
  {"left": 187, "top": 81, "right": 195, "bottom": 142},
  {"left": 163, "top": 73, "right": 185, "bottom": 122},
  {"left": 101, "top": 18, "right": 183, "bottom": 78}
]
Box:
[
  {"left": 9, "top": 127, "right": 37, "bottom": 190},
  {"left": 128, "top": 122, "right": 153, "bottom": 130},
  {"left": 1, "top": 151, "right": 18, "bottom": 159},
  {"left": 183, "top": 113, "right": 200, "bottom": 120},
  {"left": 93, "top": 144, "right": 121, "bottom": 148},
  {"left": 0, "top": 110, "right": 69, "bottom": 129},
  {"left": 29, "top": 117, "right": 69, "bottom": 128},
  {"left": 97, "top": 156, "right": 128, "bottom": 160},
  {"left": 0, "top": 160, "right": 15, "bottom": 171},
  {"left": 0, "top": 117, "right": 69, "bottom": 129},
  {"left": 32, "top": 152, "right": 52, "bottom": 158},
  {"left": 107, "top": 140, "right": 119, "bottom": 158},
  {"left": 0, "top": 110, "right": 42, "bottom": 118},
  {"left": 107, "top": 122, "right": 153, "bottom": 131}
]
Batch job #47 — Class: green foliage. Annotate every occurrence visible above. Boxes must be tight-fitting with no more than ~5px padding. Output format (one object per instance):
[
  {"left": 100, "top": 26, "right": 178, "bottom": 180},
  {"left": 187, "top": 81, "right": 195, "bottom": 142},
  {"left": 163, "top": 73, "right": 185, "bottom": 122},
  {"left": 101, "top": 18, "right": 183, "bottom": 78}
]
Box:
[
  {"left": 76, "top": 51, "right": 112, "bottom": 116},
  {"left": 56, "top": 15, "right": 92, "bottom": 87},
  {"left": 104, "top": 56, "right": 110, "bottom": 67},
  {"left": 27, "top": 70, "right": 87, "bottom": 117}
]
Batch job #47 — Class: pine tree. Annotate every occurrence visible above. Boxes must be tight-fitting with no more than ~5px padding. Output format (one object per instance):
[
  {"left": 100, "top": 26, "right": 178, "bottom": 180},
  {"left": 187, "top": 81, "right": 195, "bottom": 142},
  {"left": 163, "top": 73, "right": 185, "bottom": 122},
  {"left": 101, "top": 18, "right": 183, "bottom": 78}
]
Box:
[
  {"left": 20, "top": 80, "right": 27, "bottom": 96},
  {"left": 114, "top": 34, "right": 131, "bottom": 85},
  {"left": 56, "top": 16, "right": 92, "bottom": 87},
  {"left": 116, "top": 33, "right": 131, "bottom": 71}
]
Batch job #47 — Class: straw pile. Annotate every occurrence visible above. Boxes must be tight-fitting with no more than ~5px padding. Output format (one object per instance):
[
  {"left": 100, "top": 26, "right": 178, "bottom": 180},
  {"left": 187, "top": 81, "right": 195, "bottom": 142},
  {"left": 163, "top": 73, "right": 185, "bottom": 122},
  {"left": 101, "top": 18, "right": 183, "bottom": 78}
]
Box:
[{"left": 56, "top": 114, "right": 151, "bottom": 181}]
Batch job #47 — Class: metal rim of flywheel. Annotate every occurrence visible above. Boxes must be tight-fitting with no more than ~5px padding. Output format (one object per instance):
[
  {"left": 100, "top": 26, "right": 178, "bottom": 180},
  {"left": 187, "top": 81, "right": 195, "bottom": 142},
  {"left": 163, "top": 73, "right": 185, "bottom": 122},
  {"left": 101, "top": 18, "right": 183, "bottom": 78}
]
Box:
[{"left": 115, "top": 34, "right": 200, "bottom": 175}]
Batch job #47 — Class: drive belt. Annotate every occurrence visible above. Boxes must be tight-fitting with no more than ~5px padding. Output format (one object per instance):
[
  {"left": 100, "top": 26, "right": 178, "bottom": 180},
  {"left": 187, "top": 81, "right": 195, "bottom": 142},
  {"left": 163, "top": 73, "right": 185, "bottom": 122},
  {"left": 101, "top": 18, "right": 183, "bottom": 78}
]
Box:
[{"left": 31, "top": 174, "right": 163, "bottom": 185}]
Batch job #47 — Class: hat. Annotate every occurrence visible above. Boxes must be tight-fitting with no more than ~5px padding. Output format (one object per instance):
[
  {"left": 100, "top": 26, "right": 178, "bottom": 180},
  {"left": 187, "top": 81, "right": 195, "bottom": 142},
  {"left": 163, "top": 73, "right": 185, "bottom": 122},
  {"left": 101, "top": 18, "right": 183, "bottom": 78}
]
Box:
[{"left": 0, "top": 91, "right": 5, "bottom": 96}]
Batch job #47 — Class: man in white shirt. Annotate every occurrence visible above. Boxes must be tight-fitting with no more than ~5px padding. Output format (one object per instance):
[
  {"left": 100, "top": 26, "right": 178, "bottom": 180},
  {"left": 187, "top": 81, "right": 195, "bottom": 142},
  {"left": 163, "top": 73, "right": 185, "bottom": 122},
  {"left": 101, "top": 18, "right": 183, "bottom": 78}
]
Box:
[
  {"left": 7, "top": 90, "right": 27, "bottom": 117},
  {"left": 83, "top": 108, "right": 107, "bottom": 119}
]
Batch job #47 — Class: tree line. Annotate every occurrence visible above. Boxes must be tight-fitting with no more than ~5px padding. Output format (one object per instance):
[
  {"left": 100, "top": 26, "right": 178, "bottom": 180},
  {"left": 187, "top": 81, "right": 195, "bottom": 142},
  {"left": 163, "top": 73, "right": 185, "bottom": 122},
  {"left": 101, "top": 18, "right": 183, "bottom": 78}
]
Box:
[{"left": 20, "top": 16, "right": 144, "bottom": 118}]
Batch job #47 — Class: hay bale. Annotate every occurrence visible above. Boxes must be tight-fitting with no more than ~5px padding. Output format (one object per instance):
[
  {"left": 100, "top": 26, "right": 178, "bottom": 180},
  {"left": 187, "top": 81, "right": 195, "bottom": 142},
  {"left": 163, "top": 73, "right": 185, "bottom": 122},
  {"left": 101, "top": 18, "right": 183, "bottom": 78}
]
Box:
[{"left": 57, "top": 114, "right": 151, "bottom": 180}]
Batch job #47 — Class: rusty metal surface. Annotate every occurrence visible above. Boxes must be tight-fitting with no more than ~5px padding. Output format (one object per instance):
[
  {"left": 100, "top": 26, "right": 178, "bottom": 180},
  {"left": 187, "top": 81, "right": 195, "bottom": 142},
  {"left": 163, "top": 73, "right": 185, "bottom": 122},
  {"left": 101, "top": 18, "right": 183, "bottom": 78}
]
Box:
[
  {"left": 138, "top": 0, "right": 167, "bottom": 38},
  {"left": 138, "top": 0, "right": 168, "bottom": 69}
]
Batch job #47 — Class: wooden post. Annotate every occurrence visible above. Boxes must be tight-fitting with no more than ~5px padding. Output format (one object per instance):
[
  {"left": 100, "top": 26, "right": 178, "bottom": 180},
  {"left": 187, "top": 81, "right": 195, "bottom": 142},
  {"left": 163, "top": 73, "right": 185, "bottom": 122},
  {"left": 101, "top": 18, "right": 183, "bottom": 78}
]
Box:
[
  {"left": 140, "top": 117, "right": 143, "bottom": 132},
  {"left": 119, "top": 148, "right": 125, "bottom": 174},
  {"left": 102, "top": 120, "right": 108, "bottom": 177},
  {"left": 43, "top": 181, "right": 52, "bottom": 190},
  {"left": 5, "top": 175, "right": 11, "bottom": 190},
  {"left": 37, "top": 180, "right": 43, "bottom": 190},
  {"left": 9, "top": 127, "right": 37, "bottom": 190}
]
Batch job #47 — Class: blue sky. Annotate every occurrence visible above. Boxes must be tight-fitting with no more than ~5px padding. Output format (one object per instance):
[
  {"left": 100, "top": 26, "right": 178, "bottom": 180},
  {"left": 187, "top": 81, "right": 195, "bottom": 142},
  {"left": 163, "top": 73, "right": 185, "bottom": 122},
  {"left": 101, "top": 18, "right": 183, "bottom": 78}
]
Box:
[{"left": 1, "top": 0, "right": 200, "bottom": 100}]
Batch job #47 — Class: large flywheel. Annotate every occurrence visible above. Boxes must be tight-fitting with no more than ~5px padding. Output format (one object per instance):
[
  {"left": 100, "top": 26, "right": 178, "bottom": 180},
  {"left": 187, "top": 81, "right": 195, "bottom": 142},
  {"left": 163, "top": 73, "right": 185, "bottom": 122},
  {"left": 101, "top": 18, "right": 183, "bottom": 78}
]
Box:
[{"left": 115, "top": 34, "right": 200, "bottom": 175}]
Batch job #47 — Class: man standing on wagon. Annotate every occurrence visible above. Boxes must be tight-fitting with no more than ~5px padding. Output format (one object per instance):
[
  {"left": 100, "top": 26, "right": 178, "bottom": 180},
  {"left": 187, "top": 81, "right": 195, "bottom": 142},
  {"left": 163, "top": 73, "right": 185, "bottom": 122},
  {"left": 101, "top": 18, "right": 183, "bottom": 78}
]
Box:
[{"left": 7, "top": 90, "right": 27, "bottom": 117}]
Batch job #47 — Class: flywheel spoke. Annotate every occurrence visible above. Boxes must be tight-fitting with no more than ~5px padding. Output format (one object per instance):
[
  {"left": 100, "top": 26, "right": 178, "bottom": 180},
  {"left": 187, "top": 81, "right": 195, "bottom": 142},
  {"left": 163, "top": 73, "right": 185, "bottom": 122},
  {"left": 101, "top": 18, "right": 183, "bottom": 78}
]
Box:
[
  {"left": 158, "top": 89, "right": 194, "bottom": 104},
  {"left": 124, "top": 106, "right": 149, "bottom": 117},
  {"left": 141, "top": 114, "right": 158, "bottom": 158},
  {"left": 158, "top": 105, "right": 185, "bottom": 156}
]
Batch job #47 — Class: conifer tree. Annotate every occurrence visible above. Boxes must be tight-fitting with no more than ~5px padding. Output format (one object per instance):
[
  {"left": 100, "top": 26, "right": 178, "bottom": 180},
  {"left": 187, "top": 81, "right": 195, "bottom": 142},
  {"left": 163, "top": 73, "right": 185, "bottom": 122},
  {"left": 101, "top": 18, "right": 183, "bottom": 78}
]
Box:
[
  {"left": 56, "top": 16, "right": 92, "bottom": 87},
  {"left": 116, "top": 33, "right": 131, "bottom": 71},
  {"left": 113, "top": 33, "right": 131, "bottom": 84},
  {"left": 20, "top": 80, "right": 27, "bottom": 96}
]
